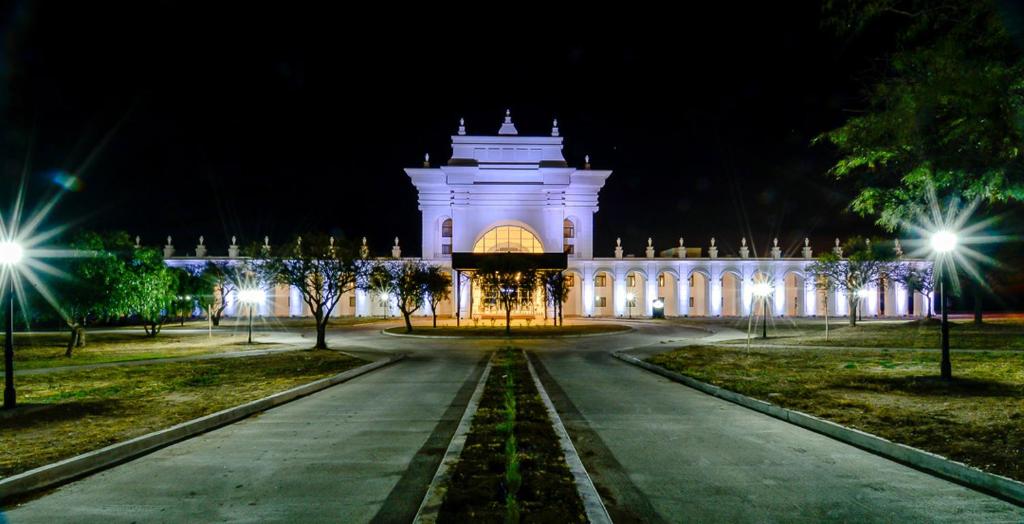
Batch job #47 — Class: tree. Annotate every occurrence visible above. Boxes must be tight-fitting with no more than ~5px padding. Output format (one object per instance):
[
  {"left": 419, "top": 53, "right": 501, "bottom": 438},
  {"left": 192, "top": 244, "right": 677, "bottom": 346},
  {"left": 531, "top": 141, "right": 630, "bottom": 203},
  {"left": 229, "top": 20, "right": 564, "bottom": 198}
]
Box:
[
  {"left": 170, "top": 267, "right": 203, "bottom": 326},
  {"left": 121, "top": 247, "right": 177, "bottom": 336},
  {"left": 198, "top": 261, "right": 235, "bottom": 327},
  {"left": 59, "top": 231, "right": 133, "bottom": 355},
  {"left": 422, "top": 265, "right": 451, "bottom": 328},
  {"left": 892, "top": 263, "right": 935, "bottom": 318},
  {"left": 258, "top": 234, "right": 362, "bottom": 349},
  {"left": 806, "top": 238, "right": 895, "bottom": 326},
  {"left": 539, "top": 271, "right": 570, "bottom": 327},
  {"left": 475, "top": 255, "right": 539, "bottom": 334},
  {"left": 818, "top": 0, "right": 1024, "bottom": 230},
  {"left": 366, "top": 260, "right": 430, "bottom": 333}
]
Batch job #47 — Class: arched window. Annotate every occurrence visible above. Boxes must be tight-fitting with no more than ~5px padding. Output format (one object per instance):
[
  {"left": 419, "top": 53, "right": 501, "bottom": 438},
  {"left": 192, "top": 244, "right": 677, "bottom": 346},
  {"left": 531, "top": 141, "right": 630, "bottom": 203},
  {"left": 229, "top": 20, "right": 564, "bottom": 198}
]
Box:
[
  {"left": 440, "top": 218, "right": 453, "bottom": 255},
  {"left": 563, "top": 219, "right": 575, "bottom": 239},
  {"left": 473, "top": 225, "right": 543, "bottom": 253}
]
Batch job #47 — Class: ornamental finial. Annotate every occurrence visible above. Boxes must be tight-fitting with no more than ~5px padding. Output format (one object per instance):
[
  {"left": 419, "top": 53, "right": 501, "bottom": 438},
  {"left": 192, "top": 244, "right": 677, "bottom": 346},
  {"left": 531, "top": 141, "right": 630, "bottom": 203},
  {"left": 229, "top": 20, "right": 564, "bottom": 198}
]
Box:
[
  {"left": 423, "top": 152, "right": 430, "bottom": 167},
  {"left": 457, "top": 117, "right": 466, "bottom": 136},
  {"left": 835, "top": 237, "right": 840, "bottom": 247},
  {"left": 773, "top": 237, "right": 778, "bottom": 247},
  {"left": 166, "top": 235, "right": 172, "bottom": 245},
  {"left": 742, "top": 237, "right": 747, "bottom": 246},
  {"left": 135, "top": 235, "right": 140, "bottom": 247},
  {"left": 710, "top": 237, "right": 716, "bottom": 247},
  {"left": 199, "top": 235, "right": 204, "bottom": 245},
  {"left": 551, "top": 118, "right": 559, "bottom": 137},
  {"left": 264, "top": 236, "right": 269, "bottom": 247},
  {"left": 804, "top": 237, "right": 809, "bottom": 247},
  {"left": 616, "top": 237, "right": 621, "bottom": 247},
  {"left": 394, "top": 236, "right": 399, "bottom": 246},
  {"left": 362, "top": 236, "right": 367, "bottom": 246},
  {"left": 231, "top": 235, "right": 237, "bottom": 245}
]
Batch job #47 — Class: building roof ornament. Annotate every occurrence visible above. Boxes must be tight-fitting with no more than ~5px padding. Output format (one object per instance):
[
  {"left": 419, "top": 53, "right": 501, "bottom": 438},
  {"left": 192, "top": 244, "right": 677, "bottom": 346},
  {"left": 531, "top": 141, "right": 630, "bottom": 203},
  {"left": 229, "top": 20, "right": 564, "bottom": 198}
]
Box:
[
  {"left": 423, "top": 153, "right": 430, "bottom": 167},
  {"left": 551, "top": 118, "right": 559, "bottom": 137},
  {"left": 584, "top": 154, "right": 591, "bottom": 169},
  {"left": 498, "top": 109, "right": 518, "bottom": 135},
  {"left": 457, "top": 117, "right": 466, "bottom": 136}
]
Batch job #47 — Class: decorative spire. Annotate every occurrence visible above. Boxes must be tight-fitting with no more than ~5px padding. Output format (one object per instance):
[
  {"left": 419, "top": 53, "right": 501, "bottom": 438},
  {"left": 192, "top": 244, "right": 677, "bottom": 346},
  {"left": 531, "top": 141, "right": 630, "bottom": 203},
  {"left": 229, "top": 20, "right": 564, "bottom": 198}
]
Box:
[
  {"left": 584, "top": 155, "right": 591, "bottom": 169},
  {"left": 231, "top": 235, "right": 237, "bottom": 245},
  {"left": 894, "top": 238, "right": 903, "bottom": 257},
  {"left": 330, "top": 236, "right": 335, "bottom": 247},
  {"left": 498, "top": 108, "right": 518, "bottom": 135},
  {"left": 362, "top": 236, "right": 367, "bottom": 246},
  {"left": 166, "top": 236, "right": 172, "bottom": 246},
  {"left": 135, "top": 235, "right": 141, "bottom": 248},
  {"left": 264, "top": 236, "right": 270, "bottom": 247},
  {"left": 199, "top": 235, "right": 205, "bottom": 246},
  {"left": 297, "top": 235, "right": 302, "bottom": 246},
  {"left": 679, "top": 237, "right": 684, "bottom": 247},
  {"left": 394, "top": 236, "right": 400, "bottom": 246},
  {"left": 773, "top": 237, "right": 779, "bottom": 247},
  {"left": 616, "top": 237, "right": 621, "bottom": 247},
  {"left": 835, "top": 237, "right": 840, "bottom": 247},
  {"left": 710, "top": 237, "right": 716, "bottom": 247},
  {"left": 742, "top": 237, "right": 747, "bottom": 246},
  {"left": 551, "top": 118, "right": 559, "bottom": 137},
  {"left": 739, "top": 237, "right": 749, "bottom": 258},
  {"left": 804, "top": 237, "right": 809, "bottom": 247},
  {"left": 457, "top": 117, "right": 466, "bottom": 136},
  {"left": 423, "top": 153, "right": 430, "bottom": 167},
  {"left": 647, "top": 237, "right": 653, "bottom": 247}
]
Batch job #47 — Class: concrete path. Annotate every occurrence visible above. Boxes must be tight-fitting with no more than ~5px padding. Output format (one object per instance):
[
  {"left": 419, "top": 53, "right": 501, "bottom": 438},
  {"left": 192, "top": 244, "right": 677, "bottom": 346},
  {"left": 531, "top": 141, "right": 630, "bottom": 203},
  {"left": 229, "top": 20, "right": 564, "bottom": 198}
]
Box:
[
  {"left": 531, "top": 331, "right": 1024, "bottom": 522},
  {"left": 5, "top": 345, "right": 489, "bottom": 523},
  {"left": 5, "top": 320, "right": 1023, "bottom": 523}
]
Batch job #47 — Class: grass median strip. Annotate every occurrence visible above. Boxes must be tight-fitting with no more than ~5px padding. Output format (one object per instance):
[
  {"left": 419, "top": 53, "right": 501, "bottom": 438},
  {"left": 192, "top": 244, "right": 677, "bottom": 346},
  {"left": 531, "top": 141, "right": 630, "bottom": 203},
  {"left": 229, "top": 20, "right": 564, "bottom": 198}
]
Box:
[
  {"left": 384, "top": 324, "right": 629, "bottom": 338},
  {"left": 648, "top": 345, "right": 1024, "bottom": 482},
  {"left": 0, "top": 350, "right": 366, "bottom": 478},
  {"left": 438, "top": 347, "right": 586, "bottom": 522}
]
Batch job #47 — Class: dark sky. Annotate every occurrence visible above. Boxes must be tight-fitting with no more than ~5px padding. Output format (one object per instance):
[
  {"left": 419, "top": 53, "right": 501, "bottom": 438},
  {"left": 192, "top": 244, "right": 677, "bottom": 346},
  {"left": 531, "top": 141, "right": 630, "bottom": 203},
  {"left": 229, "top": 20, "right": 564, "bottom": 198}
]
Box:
[{"left": 2, "top": 3, "right": 892, "bottom": 258}]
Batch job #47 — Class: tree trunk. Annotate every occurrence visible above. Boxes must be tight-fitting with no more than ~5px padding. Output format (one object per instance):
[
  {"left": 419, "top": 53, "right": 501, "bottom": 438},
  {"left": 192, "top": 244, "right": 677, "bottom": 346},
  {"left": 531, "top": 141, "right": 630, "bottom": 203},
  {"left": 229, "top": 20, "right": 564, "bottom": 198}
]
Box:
[
  {"left": 315, "top": 320, "right": 328, "bottom": 349},
  {"left": 65, "top": 324, "right": 83, "bottom": 357},
  {"left": 76, "top": 326, "right": 86, "bottom": 348},
  {"left": 558, "top": 300, "right": 563, "bottom": 327},
  {"left": 824, "top": 295, "right": 830, "bottom": 342},
  {"left": 848, "top": 299, "right": 857, "bottom": 326},
  {"left": 432, "top": 310, "right": 438, "bottom": 328},
  {"left": 402, "top": 310, "right": 413, "bottom": 333},
  {"left": 927, "top": 294, "right": 933, "bottom": 319},
  {"left": 973, "top": 285, "right": 983, "bottom": 325},
  {"left": 506, "top": 306, "right": 512, "bottom": 335}
]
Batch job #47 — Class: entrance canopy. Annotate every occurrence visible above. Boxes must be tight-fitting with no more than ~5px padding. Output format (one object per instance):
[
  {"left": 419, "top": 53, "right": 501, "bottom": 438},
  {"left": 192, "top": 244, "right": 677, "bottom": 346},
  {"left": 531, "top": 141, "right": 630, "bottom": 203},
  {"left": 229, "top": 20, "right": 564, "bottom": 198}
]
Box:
[{"left": 451, "top": 252, "right": 568, "bottom": 271}]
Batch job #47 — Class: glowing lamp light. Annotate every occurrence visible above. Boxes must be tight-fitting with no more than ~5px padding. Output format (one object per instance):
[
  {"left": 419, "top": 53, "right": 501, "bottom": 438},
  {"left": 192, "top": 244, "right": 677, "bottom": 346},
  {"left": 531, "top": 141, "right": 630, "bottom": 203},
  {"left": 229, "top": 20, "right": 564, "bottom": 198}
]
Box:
[
  {"left": 238, "top": 288, "right": 266, "bottom": 304},
  {"left": 626, "top": 292, "right": 635, "bottom": 301},
  {"left": 856, "top": 288, "right": 870, "bottom": 299},
  {"left": 652, "top": 299, "right": 665, "bottom": 309},
  {"left": 930, "top": 230, "right": 958, "bottom": 254},
  {"left": 0, "top": 241, "right": 23, "bottom": 266},
  {"left": 751, "top": 281, "right": 773, "bottom": 298}
]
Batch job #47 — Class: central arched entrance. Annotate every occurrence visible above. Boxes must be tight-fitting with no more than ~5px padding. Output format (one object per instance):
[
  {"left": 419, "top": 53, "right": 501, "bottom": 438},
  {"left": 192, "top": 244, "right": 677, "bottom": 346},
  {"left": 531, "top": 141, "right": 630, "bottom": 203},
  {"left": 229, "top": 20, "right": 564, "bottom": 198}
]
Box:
[
  {"left": 470, "top": 225, "right": 546, "bottom": 319},
  {"left": 473, "top": 225, "right": 544, "bottom": 253}
]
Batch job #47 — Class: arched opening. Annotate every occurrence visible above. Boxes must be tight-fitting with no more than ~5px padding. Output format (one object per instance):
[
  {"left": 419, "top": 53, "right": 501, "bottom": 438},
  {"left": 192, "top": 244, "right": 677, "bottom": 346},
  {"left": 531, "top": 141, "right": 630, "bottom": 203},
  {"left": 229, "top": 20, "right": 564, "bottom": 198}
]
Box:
[
  {"left": 473, "top": 225, "right": 543, "bottom": 253},
  {"left": 657, "top": 270, "right": 679, "bottom": 316},
  {"left": 440, "top": 218, "right": 453, "bottom": 256},
  {"left": 625, "top": 270, "right": 646, "bottom": 318},
  {"left": 593, "top": 271, "right": 614, "bottom": 316},
  {"left": 563, "top": 218, "right": 576, "bottom": 255},
  {"left": 783, "top": 271, "right": 805, "bottom": 317},
  {"left": 688, "top": 271, "right": 709, "bottom": 316},
  {"left": 722, "top": 271, "right": 743, "bottom": 316},
  {"left": 559, "top": 270, "right": 584, "bottom": 318}
]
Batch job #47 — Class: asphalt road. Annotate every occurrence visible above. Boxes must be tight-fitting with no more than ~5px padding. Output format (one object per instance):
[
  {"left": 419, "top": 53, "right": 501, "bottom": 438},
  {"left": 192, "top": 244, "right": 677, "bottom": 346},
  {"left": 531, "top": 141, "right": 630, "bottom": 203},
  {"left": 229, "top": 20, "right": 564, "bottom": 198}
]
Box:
[{"left": 5, "top": 320, "right": 1023, "bottom": 523}]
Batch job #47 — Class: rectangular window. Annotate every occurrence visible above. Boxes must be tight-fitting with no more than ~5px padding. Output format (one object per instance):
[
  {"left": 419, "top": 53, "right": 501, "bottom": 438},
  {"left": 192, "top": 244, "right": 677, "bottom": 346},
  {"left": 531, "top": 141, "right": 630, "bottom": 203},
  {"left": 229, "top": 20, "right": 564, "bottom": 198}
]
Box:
[
  {"left": 349, "top": 296, "right": 356, "bottom": 307},
  {"left": 563, "top": 225, "right": 575, "bottom": 238},
  {"left": 595, "top": 296, "right": 607, "bottom": 308},
  {"left": 595, "top": 275, "right": 607, "bottom": 287},
  {"left": 441, "top": 221, "right": 452, "bottom": 238},
  {"left": 689, "top": 275, "right": 694, "bottom": 287},
  {"left": 628, "top": 275, "right": 636, "bottom": 287},
  {"left": 658, "top": 275, "right": 665, "bottom": 287},
  {"left": 563, "top": 243, "right": 575, "bottom": 255},
  {"left": 441, "top": 244, "right": 452, "bottom": 255},
  {"left": 689, "top": 297, "right": 694, "bottom": 307},
  {"left": 566, "top": 275, "right": 574, "bottom": 287}
]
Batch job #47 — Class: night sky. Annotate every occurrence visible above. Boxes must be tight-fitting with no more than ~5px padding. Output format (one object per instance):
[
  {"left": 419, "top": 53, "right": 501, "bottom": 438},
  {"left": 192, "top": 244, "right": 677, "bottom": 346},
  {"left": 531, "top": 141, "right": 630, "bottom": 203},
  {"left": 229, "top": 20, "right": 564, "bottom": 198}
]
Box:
[{"left": 0, "top": 4, "right": 970, "bottom": 259}]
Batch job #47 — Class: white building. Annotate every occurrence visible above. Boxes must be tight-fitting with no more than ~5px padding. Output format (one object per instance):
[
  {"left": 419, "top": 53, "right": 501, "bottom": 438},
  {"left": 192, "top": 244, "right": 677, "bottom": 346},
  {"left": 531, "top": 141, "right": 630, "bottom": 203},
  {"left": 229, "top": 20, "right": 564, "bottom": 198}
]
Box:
[{"left": 166, "top": 111, "right": 931, "bottom": 320}]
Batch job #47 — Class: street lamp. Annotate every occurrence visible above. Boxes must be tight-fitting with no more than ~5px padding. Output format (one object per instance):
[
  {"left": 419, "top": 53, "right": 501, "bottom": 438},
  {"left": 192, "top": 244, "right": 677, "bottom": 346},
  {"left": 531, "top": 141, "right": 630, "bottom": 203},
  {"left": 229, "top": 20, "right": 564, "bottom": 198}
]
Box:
[
  {"left": 626, "top": 292, "right": 635, "bottom": 319},
  {"left": 751, "top": 281, "right": 773, "bottom": 339},
  {"left": 931, "top": 229, "right": 958, "bottom": 381},
  {"left": 237, "top": 288, "right": 266, "bottom": 344},
  {"left": 856, "top": 288, "right": 870, "bottom": 323},
  {"left": 0, "top": 239, "right": 24, "bottom": 410}
]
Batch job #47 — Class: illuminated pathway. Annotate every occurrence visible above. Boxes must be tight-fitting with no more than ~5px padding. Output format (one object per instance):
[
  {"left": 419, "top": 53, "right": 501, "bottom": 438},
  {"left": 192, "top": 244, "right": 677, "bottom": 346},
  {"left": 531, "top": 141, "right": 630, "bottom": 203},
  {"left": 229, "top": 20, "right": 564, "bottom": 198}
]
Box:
[{"left": 5, "top": 322, "right": 1023, "bottom": 522}]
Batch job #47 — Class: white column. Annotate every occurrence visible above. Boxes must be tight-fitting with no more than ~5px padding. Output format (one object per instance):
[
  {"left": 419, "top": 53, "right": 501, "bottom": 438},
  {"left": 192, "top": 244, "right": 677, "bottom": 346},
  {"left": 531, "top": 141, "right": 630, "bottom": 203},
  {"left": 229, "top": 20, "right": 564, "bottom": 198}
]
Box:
[
  {"left": 614, "top": 266, "right": 627, "bottom": 317},
  {"left": 582, "top": 265, "right": 595, "bottom": 317},
  {"left": 356, "top": 289, "right": 370, "bottom": 317},
  {"left": 773, "top": 271, "right": 785, "bottom": 316},
  {"left": 740, "top": 273, "right": 753, "bottom": 317},
  {"left": 709, "top": 268, "right": 723, "bottom": 317},
  {"left": 894, "top": 281, "right": 907, "bottom": 316},
  {"left": 289, "top": 285, "right": 303, "bottom": 316},
  {"left": 866, "top": 283, "right": 879, "bottom": 316},
  {"left": 835, "top": 289, "right": 847, "bottom": 316},
  {"left": 645, "top": 264, "right": 657, "bottom": 316},
  {"left": 678, "top": 266, "right": 689, "bottom": 317}
]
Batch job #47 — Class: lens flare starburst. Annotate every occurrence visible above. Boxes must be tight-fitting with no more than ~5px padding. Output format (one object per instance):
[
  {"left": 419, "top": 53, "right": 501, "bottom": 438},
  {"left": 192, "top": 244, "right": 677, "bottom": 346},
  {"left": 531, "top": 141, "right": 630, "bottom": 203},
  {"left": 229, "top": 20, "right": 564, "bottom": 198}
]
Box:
[{"left": 898, "top": 184, "right": 1009, "bottom": 296}]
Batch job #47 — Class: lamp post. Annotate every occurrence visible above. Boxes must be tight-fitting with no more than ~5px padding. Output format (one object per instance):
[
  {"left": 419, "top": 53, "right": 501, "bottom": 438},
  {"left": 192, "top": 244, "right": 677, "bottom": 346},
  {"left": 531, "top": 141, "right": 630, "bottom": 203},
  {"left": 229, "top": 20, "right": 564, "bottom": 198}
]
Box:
[
  {"left": 1, "top": 239, "right": 24, "bottom": 409},
  {"left": 752, "top": 281, "right": 772, "bottom": 339},
  {"left": 931, "top": 229, "right": 958, "bottom": 381},
  {"left": 626, "top": 292, "right": 635, "bottom": 319},
  {"left": 856, "top": 288, "right": 870, "bottom": 323},
  {"left": 238, "top": 288, "right": 266, "bottom": 345}
]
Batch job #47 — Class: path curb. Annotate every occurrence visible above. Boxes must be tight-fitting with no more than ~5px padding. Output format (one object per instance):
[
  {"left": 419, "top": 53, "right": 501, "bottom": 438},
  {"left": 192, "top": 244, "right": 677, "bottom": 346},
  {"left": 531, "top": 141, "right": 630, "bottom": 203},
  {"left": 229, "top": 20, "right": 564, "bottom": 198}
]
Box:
[
  {"left": 526, "top": 353, "right": 613, "bottom": 524},
  {"left": 613, "top": 351, "right": 1024, "bottom": 506},
  {"left": 0, "top": 353, "right": 405, "bottom": 503},
  {"left": 413, "top": 354, "right": 494, "bottom": 523},
  {"left": 381, "top": 326, "right": 633, "bottom": 340}
]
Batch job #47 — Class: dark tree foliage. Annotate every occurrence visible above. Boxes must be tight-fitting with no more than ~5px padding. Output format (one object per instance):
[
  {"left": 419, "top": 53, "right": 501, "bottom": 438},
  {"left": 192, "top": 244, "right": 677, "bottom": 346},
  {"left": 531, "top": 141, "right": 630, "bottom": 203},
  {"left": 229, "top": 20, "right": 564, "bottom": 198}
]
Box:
[
  {"left": 819, "top": 0, "right": 1024, "bottom": 230},
  {"left": 422, "top": 265, "right": 451, "bottom": 329},
  {"left": 475, "top": 255, "right": 540, "bottom": 334}
]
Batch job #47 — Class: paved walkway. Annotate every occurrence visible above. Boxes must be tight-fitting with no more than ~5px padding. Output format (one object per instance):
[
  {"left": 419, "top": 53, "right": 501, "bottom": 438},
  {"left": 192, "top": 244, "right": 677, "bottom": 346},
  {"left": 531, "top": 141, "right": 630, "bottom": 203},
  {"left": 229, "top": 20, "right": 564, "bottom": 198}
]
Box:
[{"left": 5, "top": 321, "right": 1023, "bottom": 522}]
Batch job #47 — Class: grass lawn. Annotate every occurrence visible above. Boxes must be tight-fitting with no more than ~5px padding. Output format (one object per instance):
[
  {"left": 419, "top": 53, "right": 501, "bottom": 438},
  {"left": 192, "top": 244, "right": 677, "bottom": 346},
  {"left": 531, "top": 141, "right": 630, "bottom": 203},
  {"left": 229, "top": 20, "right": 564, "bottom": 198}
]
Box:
[
  {"left": 648, "top": 345, "right": 1024, "bottom": 482},
  {"left": 0, "top": 350, "right": 365, "bottom": 478},
  {"left": 384, "top": 324, "right": 630, "bottom": 338},
  {"left": 0, "top": 331, "right": 283, "bottom": 371},
  {"left": 679, "top": 317, "right": 1024, "bottom": 351}
]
